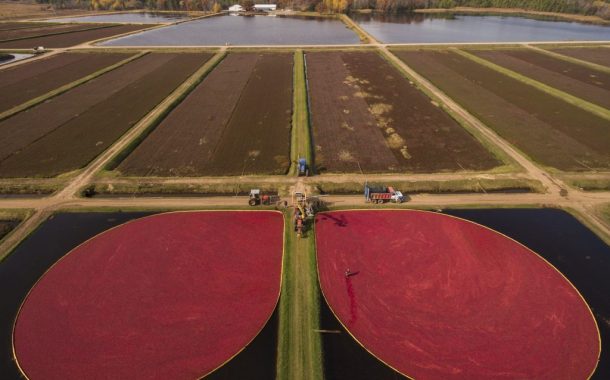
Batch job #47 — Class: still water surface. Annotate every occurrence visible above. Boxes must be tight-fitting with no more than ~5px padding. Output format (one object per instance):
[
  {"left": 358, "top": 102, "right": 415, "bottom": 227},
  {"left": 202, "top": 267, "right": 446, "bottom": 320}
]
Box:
[
  {"left": 102, "top": 14, "right": 360, "bottom": 46},
  {"left": 351, "top": 13, "right": 610, "bottom": 43},
  {"left": 48, "top": 12, "right": 188, "bottom": 24}
]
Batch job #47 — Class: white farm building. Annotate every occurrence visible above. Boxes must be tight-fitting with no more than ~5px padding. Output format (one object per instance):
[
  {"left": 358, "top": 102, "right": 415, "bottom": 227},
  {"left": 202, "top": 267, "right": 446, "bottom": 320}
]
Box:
[{"left": 254, "top": 4, "right": 277, "bottom": 11}]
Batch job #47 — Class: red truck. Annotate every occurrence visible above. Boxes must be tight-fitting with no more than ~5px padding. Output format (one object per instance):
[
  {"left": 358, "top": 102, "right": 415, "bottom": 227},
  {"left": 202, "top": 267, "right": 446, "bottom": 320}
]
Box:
[{"left": 364, "top": 184, "right": 406, "bottom": 204}]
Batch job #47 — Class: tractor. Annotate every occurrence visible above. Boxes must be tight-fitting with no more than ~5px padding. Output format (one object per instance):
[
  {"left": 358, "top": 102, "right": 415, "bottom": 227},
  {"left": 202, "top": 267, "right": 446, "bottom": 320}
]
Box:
[{"left": 248, "top": 189, "right": 271, "bottom": 206}]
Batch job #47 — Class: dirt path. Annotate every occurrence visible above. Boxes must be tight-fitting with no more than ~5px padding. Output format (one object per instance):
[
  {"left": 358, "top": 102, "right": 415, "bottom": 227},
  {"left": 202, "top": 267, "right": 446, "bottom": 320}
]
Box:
[{"left": 277, "top": 223, "right": 323, "bottom": 380}]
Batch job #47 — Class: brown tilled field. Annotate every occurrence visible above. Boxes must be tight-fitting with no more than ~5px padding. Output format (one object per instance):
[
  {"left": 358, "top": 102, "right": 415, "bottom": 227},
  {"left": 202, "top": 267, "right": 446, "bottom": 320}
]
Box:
[
  {"left": 0, "top": 22, "right": 44, "bottom": 31},
  {"left": 394, "top": 49, "right": 610, "bottom": 171},
  {"left": 0, "top": 23, "right": 98, "bottom": 41},
  {"left": 0, "top": 52, "right": 211, "bottom": 178},
  {"left": 119, "top": 53, "right": 293, "bottom": 177},
  {"left": 546, "top": 46, "right": 610, "bottom": 67},
  {"left": 306, "top": 51, "right": 499, "bottom": 174},
  {"left": 469, "top": 48, "right": 610, "bottom": 109},
  {"left": 0, "top": 24, "right": 152, "bottom": 48},
  {"left": 0, "top": 52, "right": 131, "bottom": 113}
]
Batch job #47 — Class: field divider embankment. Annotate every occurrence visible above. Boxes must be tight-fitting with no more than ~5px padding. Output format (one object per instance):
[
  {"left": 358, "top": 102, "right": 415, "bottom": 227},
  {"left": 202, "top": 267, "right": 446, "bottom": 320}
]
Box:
[
  {"left": 102, "top": 50, "right": 227, "bottom": 173},
  {"left": 378, "top": 48, "right": 519, "bottom": 173},
  {"left": 0, "top": 51, "right": 149, "bottom": 122},
  {"left": 453, "top": 48, "right": 610, "bottom": 122},
  {"left": 0, "top": 23, "right": 117, "bottom": 43},
  {"left": 523, "top": 44, "right": 610, "bottom": 75},
  {"left": 289, "top": 49, "right": 312, "bottom": 176},
  {"left": 82, "top": 22, "right": 168, "bottom": 47},
  {"left": 0, "top": 49, "right": 64, "bottom": 72},
  {"left": 53, "top": 50, "right": 227, "bottom": 199},
  {"left": 378, "top": 47, "right": 564, "bottom": 194},
  {"left": 276, "top": 213, "right": 323, "bottom": 380},
  {"left": 338, "top": 14, "right": 374, "bottom": 44}
]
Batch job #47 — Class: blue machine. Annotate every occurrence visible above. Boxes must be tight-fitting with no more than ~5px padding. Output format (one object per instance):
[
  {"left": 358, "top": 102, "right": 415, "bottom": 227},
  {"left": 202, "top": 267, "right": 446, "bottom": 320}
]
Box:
[{"left": 298, "top": 157, "right": 309, "bottom": 177}]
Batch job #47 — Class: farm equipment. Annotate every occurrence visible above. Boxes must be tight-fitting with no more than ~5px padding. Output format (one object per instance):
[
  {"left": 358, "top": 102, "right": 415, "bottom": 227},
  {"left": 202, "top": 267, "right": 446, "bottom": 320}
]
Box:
[
  {"left": 364, "top": 183, "right": 406, "bottom": 204},
  {"left": 249, "top": 189, "right": 271, "bottom": 206},
  {"left": 249, "top": 189, "right": 286, "bottom": 208},
  {"left": 292, "top": 191, "right": 321, "bottom": 237},
  {"left": 297, "top": 157, "right": 310, "bottom": 177}
]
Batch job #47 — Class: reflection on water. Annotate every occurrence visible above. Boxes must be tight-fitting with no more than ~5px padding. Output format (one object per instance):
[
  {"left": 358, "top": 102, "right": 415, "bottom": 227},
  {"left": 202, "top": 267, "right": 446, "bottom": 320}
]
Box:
[
  {"left": 102, "top": 14, "right": 360, "bottom": 46},
  {"left": 0, "top": 53, "right": 34, "bottom": 66},
  {"left": 351, "top": 12, "right": 610, "bottom": 43},
  {"left": 49, "top": 12, "right": 189, "bottom": 24}
]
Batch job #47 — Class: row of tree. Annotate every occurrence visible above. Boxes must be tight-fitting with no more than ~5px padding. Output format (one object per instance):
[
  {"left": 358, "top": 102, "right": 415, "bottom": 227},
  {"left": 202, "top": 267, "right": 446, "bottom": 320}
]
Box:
[{"left": 36, "top": 0, "right": 610, "bottom": 19}]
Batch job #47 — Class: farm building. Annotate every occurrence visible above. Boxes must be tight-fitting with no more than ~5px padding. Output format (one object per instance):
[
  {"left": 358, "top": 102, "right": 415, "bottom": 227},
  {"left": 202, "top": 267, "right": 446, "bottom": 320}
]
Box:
[{"left": 254, "top": 4, "right": 277, "bottom": 11}]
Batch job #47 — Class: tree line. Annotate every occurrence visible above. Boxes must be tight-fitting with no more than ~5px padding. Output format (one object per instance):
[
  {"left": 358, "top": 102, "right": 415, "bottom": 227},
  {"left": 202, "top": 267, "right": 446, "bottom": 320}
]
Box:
[{"left": 35, "top": 0, "right": 610, "bottom": 19}]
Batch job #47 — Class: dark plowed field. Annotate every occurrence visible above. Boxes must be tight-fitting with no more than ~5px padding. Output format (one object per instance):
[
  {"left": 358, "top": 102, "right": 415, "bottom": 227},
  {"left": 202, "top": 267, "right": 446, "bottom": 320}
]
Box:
[
  {"left": 547, "top": 46, "right": 610, "bottom": 67},
  {"left": 0, "top": 52, "right": 131, "bottom": 113},
  {"left": 0, "top": 52, "right": 211, "bottom": 178},
  {"left": 395, "top": 49, "right": 610, "bottom": 171},
  {"left": 119, "top": 53, "right": 293, "bottom": 176},
  {"left": 470, "top": 48, "right": 610, "bottom": 109},
  {"left": 0, "top": 23, "right": 47, "bottom": 31},
  {"left": 306, "top": 51, "right": 499, "bottom": 173},
  {"left": 0, "top": 23, "right": 100, "bottom": 41},
  {"left": 0, "top": 24, "right": 152, "bottom": 48}
]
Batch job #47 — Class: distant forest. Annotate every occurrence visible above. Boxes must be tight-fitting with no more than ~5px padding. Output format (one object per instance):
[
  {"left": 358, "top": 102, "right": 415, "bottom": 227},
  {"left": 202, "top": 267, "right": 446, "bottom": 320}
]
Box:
[{"left": 36, "top": 0, "right": 610, "bottom": 19}]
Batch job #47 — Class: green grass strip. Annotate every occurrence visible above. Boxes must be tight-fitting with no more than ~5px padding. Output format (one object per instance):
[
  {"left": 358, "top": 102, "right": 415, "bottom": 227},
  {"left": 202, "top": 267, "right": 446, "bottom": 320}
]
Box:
[
  {"left": 454, "top": 48, "right": 610, "bottom": 122},
  {"left": 104, "top": 50, "right": 227, "bottom": 172},
  {"left": 526, "top": 45, "right": 610, "bottom": 75},
  {"left": 276, "top": 212, "right": 324, "bottom": 380},
  {"left": 289, "top": 50, "right": 313, "bottom": 176},
  {"left": 0, "top": 51, "right": 148, "bottom": 122},
  {"left": 379, "top": 48, "right": 517, "bottom": 173}
]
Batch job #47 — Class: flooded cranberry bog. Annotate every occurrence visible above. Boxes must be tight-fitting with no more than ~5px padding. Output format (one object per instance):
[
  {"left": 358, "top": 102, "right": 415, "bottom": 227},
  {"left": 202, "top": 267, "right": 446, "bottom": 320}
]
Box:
[
  {"left": 0, "top": 52, "right": 211, "bottom": 178},
  {"left": 394, "top": 48, "right": 610, "bottom": 171},
  {"left": 1, "top": 211, "right": 282, "bottom": 379},
  {"left": 0, "top": 208, "right": 609, "bottom": 378},
  {"left": 316, "top": 209, "right": 609, "bottom": 379},
  {"left": 306, "top": 51, "right": 500, "bottom": 174},
  {"left": 118, "top": 52, "right": 293, "bottom": 177}
]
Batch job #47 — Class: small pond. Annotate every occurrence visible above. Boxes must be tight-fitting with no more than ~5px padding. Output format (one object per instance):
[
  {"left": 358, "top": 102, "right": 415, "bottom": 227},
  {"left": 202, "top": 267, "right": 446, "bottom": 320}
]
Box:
[
  {"left": 350, "top": 13, "right": 610, "bottom": 43},
  {"left": 102, "top": 14, "right": 360, "bottom": 46},
  {"left": 0, "top": 53, "right": 34, "bottom": 66},
  {"left": 48, "top": 12, "right": 189, "bottom": 24}
]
